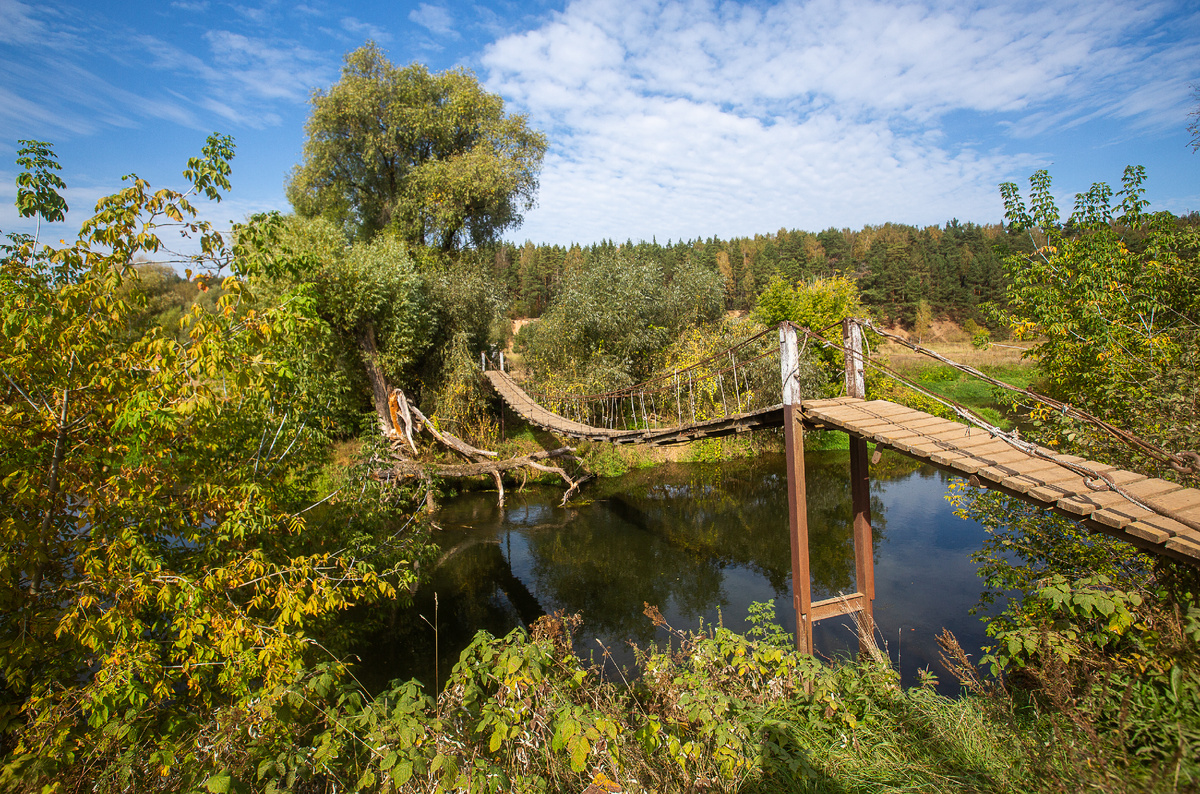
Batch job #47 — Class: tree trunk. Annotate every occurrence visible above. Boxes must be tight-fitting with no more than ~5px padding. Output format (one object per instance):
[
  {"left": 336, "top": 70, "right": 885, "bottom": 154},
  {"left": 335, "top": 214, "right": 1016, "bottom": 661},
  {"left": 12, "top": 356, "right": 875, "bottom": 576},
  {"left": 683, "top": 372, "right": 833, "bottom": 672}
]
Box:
[{"left": 357, "top": 322, "right": 395, "bottom": 435}]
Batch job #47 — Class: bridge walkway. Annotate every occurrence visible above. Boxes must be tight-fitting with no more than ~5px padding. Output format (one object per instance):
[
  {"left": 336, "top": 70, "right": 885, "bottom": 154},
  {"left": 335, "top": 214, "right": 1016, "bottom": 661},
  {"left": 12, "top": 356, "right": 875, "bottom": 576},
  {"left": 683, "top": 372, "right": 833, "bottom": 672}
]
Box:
[{"left": 486, "top": 369, "right": 1200, "bottom": 565}]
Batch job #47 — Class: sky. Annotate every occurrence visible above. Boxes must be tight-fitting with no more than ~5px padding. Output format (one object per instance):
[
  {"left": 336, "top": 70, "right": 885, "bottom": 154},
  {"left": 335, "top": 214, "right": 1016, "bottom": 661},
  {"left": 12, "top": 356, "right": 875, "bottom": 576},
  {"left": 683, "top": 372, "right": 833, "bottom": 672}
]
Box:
[{"left": 1, "top": 0, "right": 1198, "bottom": 251}]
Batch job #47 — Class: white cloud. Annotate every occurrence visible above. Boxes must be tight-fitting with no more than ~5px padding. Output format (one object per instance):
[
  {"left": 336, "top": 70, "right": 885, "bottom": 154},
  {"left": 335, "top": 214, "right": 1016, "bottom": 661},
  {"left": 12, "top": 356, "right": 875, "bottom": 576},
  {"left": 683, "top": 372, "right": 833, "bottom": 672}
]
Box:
[
  {"left": 130, "top": 30, "right": 331, "bottom": 125},
  {"left": 202, "top": 31, "right": 328, "bottom": 102},
  {"left": 482, "top": 0, "right": 1199, "bottom": 243},
  {"left": 409, "top": 3, "right": 458, "bottom": 38},
  {"left": 0, "top": 0, "right": 50, "bottom": 45},
  {"left": 341, "top": 16, "right": 392, "bottom": 44}
]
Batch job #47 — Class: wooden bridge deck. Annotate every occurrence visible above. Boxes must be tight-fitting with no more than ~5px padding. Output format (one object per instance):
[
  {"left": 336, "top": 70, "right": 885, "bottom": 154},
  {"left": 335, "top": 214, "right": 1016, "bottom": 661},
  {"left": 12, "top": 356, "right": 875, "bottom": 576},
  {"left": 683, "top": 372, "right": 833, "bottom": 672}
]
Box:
[
  {"left": 487, "top": 369, "right": 1200, "bottom": 565},
  {"left": 485, "top": 369, "right": 784, "bottom": 445},
  {"left": 803, "top": 398, "right": 1200, "bottom": 565}
]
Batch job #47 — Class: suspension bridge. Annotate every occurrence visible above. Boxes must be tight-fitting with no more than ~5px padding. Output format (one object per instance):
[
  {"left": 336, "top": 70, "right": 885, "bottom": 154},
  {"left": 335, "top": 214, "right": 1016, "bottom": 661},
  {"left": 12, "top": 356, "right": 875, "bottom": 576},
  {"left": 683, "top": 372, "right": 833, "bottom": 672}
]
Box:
[{"left": 482, "top": 320, "right": 1200, "bottom": 654}]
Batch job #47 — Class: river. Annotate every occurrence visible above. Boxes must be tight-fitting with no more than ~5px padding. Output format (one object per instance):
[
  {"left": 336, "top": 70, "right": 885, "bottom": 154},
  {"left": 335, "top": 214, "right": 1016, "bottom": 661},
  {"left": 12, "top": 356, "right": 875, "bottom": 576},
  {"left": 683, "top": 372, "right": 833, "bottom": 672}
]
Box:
[{"left": 351, "top": 447, "right": 1001, "bottom": 696}]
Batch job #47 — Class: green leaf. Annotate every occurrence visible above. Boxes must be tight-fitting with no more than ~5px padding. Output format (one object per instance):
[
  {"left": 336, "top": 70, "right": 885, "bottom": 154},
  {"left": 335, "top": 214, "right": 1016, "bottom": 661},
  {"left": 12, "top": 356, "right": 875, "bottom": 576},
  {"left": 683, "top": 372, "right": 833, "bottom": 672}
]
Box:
[
  {"left": 395, "top": 760, "right": 413, "bottom": 786},
  {"left": 205, "top": 771, "right": 233, "bottom": 793},
  {"left": 568, "top": 734, "right": 589, "bottom": 772}
]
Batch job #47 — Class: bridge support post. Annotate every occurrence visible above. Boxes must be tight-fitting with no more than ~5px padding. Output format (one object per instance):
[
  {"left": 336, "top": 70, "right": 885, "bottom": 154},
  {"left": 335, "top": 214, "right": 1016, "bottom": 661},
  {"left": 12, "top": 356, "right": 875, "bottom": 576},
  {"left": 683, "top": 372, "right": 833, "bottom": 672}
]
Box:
[
  {"left": 843, "top": 319, "right": 876, "bottom": 655},
  {"left": 780, "top": 323, "right": 813, "bottom": 655}
]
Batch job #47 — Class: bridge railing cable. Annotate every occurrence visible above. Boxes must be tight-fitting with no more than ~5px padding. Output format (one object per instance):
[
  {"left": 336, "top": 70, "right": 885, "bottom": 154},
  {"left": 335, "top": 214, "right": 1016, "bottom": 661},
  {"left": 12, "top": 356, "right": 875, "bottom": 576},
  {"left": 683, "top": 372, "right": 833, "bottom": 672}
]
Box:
[
  {"left": 485, "top": 328, "right": 782, "bottom": 432},
  {"left": 854, "top": 320, "right": 1200, "bottom": 477}
]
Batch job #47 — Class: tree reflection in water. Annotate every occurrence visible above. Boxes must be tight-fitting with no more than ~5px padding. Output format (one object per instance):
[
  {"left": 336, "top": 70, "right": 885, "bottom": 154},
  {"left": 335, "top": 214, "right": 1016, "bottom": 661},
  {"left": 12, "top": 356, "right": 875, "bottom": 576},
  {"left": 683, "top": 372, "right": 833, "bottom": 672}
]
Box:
[{"left": 350, "top": 449, "right": 993, "bottom": 694}]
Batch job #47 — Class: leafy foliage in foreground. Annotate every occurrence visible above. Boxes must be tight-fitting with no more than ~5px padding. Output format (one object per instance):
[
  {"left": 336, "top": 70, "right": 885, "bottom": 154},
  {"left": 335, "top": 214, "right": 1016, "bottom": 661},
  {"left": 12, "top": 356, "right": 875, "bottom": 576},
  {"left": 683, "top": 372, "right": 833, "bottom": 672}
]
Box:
[
  {"left": 80, "top": 601, "right": 1179, "bottom": 794},
  {"left": 0, "top": 138, "right": 432, "bottom": 790},
  {"left": 953, "top": 485, "right": 1200, "bottom": 792}
]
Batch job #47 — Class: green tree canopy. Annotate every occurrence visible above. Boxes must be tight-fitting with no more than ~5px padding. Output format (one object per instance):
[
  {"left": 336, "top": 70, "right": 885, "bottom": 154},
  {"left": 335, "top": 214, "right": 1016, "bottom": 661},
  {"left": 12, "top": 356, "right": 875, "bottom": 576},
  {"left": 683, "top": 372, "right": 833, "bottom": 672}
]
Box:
[
  {"left": 252, "top": 215, "right": 506, "bottom": 438},
  {"left": 520, "top": 250, "right": 725, "bottom": 392},
  {"left": 287, "top": 42, "right": 547, "bottom": 250},
  {"left": 996, "top": 166, "right": 1200, "bottom": 476}
]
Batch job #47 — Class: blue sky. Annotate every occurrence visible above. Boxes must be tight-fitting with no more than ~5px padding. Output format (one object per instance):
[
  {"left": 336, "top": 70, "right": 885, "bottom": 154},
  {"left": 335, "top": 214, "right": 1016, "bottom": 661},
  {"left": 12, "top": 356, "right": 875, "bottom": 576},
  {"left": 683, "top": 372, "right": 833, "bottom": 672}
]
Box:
[{"left": 2, "top": 0, "right": 1198, "bottom": 249}]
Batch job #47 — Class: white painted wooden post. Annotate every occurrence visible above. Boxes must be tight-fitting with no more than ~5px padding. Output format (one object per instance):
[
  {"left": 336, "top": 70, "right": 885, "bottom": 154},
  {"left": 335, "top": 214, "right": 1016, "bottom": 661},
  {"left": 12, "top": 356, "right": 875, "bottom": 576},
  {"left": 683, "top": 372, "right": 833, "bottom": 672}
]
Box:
[{"left": 843, "top": 318, "right": 865, "bottom": 399}]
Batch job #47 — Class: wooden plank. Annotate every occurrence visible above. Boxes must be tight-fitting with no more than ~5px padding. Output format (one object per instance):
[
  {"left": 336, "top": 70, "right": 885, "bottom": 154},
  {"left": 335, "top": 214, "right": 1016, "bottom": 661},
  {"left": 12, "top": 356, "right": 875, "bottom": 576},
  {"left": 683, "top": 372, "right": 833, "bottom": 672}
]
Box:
[
  {"left": 1000, "top": 461, "right": 1078, "bottom": 493},
  {"left": 1030, "top": 466, "right": 1110, "bottom": 488},
  {"left": 811, "top": 592, "right": 866, "bottom": 622},
  {"left": 1029, "top": 480, "right": 1093, "bottom": 504},
  {"left": 929, "top": 435, "right": 1012, "bottom": 455},
  {"left": 1057, "top": 473, "right": 1154, "bottom": 516},
  {"left": 894, "top": 438, "right": 952, "bottom": 456},
  {"left": 1101, "top": 469, "right": 1150, "bottom": 487},
  {"left": 811, "top": 405, "right": 912, "bottom": 422},
  {"left": 1057, "top": 495, "right": 1112, "bottom": 517},
  {"left": 1143, "top": 488, "right": 1200, "bottom": 514},
  {"left": 902, "top": 434, "right": 1001, "bottom": 458},
  {"left": 897, "top": 433, "right": 982, "bottom": 455},
  {"left": 1058, "top": 479, "right": 1186, "bottom": 517},
  {"left": 803, "top": 397, "right": 859, "bottom": 407},
  {"left": 1091, "top": 504, "right": 1155, "bottom": 530},
  {"left": 853, "top": 400, "right": 914, "bottom": 417},
  {"left": 975, "top": 449, "right": 1044, "bottom": 471},
  {"left": 804, "top": 402, "right": 871, "bottom": 418},
  {"left": 1025, "top": 463, "right": 1126, "bottom": 501},
  {"left": 929, "top": 450, "right": 985, "bottom": 472},
  {"left": 997, "top": 457, "right": 1066, "bottom": 476},
  {"left": 1166, "top": 504, "right": 1200, "bottom": 527},
  {"left": 861, "top": 399, "right": 906, "bottom": 412},
  {"left": 818, "top": 415, "right": 897, "bottom": 435},
  {"left": 1136, "top": 514, "right": 1191, "bottom": 535},
  {"left": 1125, "top": 521, "right": 1172, "bottom": 544},
  {"left": 881, "top": 427, "right": 965, "bottom": 446},
  {"left": 914, "top": 420, "right": 976, "bottom": 436},
  {"left": 1048, "top": 453, "right": 1088, "bottom": 465},
  {"left": 846, "top": 420, "right": 906, "bottom": 440},
  {"left": 1165, "top": 535, "right": 1200, "bottom": 560}
]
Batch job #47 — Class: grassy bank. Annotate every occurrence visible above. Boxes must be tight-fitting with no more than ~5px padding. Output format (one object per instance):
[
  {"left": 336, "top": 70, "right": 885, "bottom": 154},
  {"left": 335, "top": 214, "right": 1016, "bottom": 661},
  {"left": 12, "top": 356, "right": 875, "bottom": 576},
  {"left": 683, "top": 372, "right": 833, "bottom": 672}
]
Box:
[{"left": 879, "top": 332, "right": 1039, "bottom": 431}]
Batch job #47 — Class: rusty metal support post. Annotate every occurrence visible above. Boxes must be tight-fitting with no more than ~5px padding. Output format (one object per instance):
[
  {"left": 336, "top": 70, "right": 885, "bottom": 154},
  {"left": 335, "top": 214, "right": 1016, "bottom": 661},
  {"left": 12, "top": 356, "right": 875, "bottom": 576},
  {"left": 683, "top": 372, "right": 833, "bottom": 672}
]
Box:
[
  {"left": 843, "top": 318, "right": 876, "bottom": 653},
  {"left": 780, "top": 322, "right": 813, "bottom": 655}
]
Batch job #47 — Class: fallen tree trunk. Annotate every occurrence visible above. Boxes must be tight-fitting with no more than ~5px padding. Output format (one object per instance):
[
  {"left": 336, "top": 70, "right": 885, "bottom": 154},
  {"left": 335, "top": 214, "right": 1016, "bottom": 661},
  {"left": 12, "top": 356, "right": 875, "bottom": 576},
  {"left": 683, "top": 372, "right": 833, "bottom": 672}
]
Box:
[
  {"left": 389, "top": 389, "right": 497, "bottom": 459},
  {"left": 375, "top": 449, "right": 590, "bottom": 507},
  {"left": 380, "top": 447, "right": 577, "bottom": 478}
]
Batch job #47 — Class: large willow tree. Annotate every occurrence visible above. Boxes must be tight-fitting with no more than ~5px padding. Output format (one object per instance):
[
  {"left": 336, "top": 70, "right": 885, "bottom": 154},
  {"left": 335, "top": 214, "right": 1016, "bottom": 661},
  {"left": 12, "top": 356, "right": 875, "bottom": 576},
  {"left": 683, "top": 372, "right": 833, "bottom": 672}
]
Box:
[{"left": 287, "top": 42, "right": 547, "bottom": 250}]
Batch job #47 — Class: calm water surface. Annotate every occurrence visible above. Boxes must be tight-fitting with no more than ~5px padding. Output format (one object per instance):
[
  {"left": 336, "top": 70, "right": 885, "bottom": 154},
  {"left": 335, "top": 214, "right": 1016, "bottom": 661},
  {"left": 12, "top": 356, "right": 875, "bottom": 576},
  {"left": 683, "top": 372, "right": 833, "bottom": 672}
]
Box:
[{"left": 353, "top": 449, "right": 999, "bottom": 696}]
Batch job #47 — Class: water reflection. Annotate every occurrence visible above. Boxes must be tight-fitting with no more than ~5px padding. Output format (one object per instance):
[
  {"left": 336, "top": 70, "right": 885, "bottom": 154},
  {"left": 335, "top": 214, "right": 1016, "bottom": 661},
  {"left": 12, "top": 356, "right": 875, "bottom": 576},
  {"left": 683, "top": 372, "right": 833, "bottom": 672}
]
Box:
[{"left": 350, "top": 450, "right": 994, "bottom": 696}]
